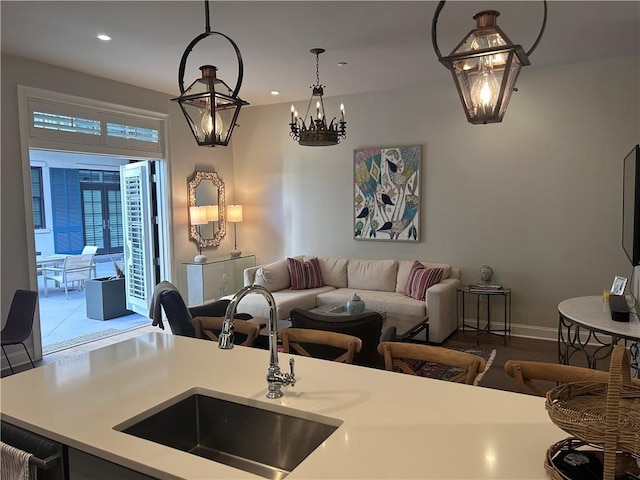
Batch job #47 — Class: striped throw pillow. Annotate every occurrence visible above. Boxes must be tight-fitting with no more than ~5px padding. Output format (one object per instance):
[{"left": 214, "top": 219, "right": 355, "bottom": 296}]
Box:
[
  {"left": 403, "top": 260, "right": 443, "bottom": 300},
  {"left": 287, "top": 257, "right": 325, "bottom": 290}
]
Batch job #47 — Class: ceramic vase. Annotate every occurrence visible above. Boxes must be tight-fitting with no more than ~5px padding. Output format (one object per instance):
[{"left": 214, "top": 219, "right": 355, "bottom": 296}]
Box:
[{"left": 346, "top": 293, "right": 365, "bottom": 314}]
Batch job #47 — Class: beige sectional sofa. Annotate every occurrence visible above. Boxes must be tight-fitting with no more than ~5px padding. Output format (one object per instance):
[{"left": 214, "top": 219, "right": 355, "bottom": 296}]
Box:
[{"left": 238, "top": 255, "right": 461, "bottom": 343}]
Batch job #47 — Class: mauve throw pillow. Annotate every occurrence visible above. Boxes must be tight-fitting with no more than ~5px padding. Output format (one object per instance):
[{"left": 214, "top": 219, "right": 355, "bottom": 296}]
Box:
[
  {"left": 287, "top": 257, "right": 325, "bottom": 290},
  {"left": 403, "top": 260, "right": 444, "bottom": 301}
]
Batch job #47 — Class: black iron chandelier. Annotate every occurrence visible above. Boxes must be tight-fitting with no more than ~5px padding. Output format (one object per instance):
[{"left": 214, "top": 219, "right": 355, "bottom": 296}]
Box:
[
  {"left": 431, "top": 1, "right": 547, "bottom": 125},
  {"left": 289, "top": 48, "right": 346, "bottom": 147},
  {"left": 171, "top": 0, "right": 249, "bottom": 147}
]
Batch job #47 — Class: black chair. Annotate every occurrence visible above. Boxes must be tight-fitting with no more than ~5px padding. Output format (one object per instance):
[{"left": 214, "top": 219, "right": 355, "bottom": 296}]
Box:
[
  {"left": 289, "top": 307, "right": 395, "bottom": 368},
  {"left": 1, "top": 289, "right": 38, "bottom": 374},
  {"left": 150, "top": 282, "right": 252, "bottom": 339}
]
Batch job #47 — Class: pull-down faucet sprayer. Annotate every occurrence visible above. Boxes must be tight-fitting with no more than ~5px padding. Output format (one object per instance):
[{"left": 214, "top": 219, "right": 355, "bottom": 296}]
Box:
[{"left": 218, "top": 285, "right": 295, "bottom": 399}]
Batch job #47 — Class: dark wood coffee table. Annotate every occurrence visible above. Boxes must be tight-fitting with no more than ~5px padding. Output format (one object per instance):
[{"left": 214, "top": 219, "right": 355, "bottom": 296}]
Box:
[{"left": 310, "top": 304, "right": 429, "bottom": 344}]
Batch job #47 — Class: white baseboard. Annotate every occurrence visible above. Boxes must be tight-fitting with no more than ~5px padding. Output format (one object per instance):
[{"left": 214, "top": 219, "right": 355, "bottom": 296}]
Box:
[
  {"left": 460, "top": 317, "right": 557, "bottom": 342},
  {"left": 460, "top": 318, "right": 620, "bottom": 346}
]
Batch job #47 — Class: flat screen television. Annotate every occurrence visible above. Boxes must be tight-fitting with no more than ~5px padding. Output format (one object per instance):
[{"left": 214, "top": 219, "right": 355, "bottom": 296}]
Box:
[{"left": 622, "top": 144, "right": 640, "bottom": 266}]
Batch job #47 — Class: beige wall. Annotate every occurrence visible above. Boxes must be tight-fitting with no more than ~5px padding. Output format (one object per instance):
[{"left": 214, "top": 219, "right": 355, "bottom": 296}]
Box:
[
  {"left": 1, "top": 54, "right": 240, "bottom": 324},
  {"left": 2, "top": 53, "right": 638, "bottom": 344},
  {"left": 232, "top": 56, "right": 640, "bottom": 335}
]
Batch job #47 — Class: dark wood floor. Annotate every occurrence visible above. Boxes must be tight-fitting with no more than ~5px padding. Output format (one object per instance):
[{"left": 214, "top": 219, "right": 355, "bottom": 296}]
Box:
[{"left": 443, "top": 330, "right": 560, "bottom": 394}]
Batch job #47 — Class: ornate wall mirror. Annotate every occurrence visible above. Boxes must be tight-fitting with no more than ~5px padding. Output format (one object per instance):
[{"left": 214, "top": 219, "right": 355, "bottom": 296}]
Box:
[{"left": 188, "top": 171, "right": 226, "bottom": 247}]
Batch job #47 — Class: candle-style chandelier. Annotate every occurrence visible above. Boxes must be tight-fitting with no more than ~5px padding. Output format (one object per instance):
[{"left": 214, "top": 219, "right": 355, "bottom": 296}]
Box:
[
  {"left": 289, "top": 48, "right": 346, "bottom": 147},
  {"left": 171, "top": 0, "right": 249, "bottom": 147},
  {"left": 431, "top": 1, "right": 547, "bottom": 125}
]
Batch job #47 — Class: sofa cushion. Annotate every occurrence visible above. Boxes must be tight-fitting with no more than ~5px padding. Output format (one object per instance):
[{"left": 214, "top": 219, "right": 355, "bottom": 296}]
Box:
[
  {"left": 287, "top": 257, "right": 324, "bottom": 290},
  {"left": 254, "top": 259, "right": 291, "bottom": 292},
  {"left": 347, "top": 259, "right": 397, "bottom": 292},
  {"left": 395, "top": 260, "right": 451, "bottom": 293},
  {"left": 237, "top": 286, "right": 334, "bottom": 320},
  {"left": 311, "top": 256, "right": 348, "bottom": 288},
  {"left": 403, "top": 261, "right": 444, "bottom": 301}
]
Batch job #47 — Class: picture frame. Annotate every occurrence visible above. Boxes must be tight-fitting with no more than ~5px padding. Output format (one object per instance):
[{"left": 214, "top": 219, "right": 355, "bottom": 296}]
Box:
[
  {"left": 353, "top": 145, "right": 421, "bottom": 242},
  {"left": 610, "top": 276, "right": 628, "bottom": 296}
]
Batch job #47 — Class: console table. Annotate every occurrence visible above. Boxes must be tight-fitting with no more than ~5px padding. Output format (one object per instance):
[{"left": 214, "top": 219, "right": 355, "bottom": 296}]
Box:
[
  {"left": 184, "top": 254, "right": 256, "bottom": 307},
  {"left": 557, "top": 295, "right": 640, "bottom": 371}
]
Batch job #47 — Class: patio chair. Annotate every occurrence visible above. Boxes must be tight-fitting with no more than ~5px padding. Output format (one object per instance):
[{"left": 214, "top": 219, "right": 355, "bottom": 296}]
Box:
[
  {"left": 42, "top": 253, "right": 95, "bottom": 299},
  {"left": 81, "top": 246, "right": 98, "bottom": 277}
]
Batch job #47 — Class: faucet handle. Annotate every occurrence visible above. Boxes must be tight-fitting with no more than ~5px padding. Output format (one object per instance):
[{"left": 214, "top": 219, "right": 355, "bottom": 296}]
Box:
[{"left": 289, "top": 357, "right": 295, "bottom": 378}]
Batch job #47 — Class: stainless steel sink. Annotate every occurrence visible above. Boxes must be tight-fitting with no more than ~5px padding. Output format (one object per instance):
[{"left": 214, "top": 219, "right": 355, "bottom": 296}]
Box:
[{"left": 115, "top": 391, "right": 341, "bottom": 480}]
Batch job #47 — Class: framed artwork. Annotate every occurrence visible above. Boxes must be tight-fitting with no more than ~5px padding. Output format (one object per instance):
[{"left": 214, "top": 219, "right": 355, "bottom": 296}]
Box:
[
  {"left": 610, "top": 276, "right": 628, "bottom": 295},
  {"left": 354, "top": 145, "right": 421, "bottom": 242}
]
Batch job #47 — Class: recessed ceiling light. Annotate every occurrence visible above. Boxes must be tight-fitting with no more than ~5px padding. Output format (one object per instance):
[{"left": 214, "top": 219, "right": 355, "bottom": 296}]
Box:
[
  {"left": 270, "top": 90, "right": 280, "bottom": 96},
  {"left": 338, "top": 62, "right": 347, "bottom": 67},
  {"left": 97, "top": 34, "right": 112, "bottom": 41}
]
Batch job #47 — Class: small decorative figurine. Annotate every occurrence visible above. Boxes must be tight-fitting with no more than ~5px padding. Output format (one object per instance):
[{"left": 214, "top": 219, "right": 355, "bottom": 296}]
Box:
[
  {"left": 480, "top": 265, "right": 494, "bottom": 284},
  {"left": 346, "top": 292, "right": 366, "bottom": 314}
]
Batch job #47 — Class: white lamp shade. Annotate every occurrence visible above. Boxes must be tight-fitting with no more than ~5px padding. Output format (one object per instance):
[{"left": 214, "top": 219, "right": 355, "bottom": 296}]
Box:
[
  {"left": 189, "top": 206, "right": 208, "bottom": 225},
  {"left": 227, "top": 204, "right": 243, "bottom": 223},
  {"left": 205, "top": 204, "right": 219, "bottom": 222}
]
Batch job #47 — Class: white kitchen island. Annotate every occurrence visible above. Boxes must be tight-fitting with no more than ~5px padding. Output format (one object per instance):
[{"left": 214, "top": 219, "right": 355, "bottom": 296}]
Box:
[{"left": 0, "top": 332, "right": 566, "bottom": 479}]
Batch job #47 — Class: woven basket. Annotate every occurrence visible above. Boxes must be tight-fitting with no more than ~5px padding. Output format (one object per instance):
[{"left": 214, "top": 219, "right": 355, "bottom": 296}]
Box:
[
  {"left": 546, "top": 345, "right": 640, "bottom": 480},
  {"left": 545, "top": 437, "right": 640, "bottom": 480}
]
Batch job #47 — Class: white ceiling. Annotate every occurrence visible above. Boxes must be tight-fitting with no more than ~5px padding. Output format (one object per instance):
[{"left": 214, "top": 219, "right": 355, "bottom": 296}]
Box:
[{"left": 1, "top": 1, "right": 638, "bottom": 107}]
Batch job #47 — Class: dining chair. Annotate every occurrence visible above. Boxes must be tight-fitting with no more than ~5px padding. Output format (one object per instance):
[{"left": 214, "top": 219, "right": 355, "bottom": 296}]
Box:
[
  {"left": 278, "top": 328, "right": 363, "bottom": 364},
  {"left": 149, "top": 281, "right": 255, "bottom": 338},
  {"left": 503, "top": 359, "right": 640, "bottom": 396},
  {"left": 1, "top": 290, "right": 38, "bottom": 374},
  {"left": 194, "top": 316, "right": 261, "bottom": 347},
  {"left": 289, "top": 307, "right": 394, "bottom": 368},
  {"left": 377, "top": 341, "right": 486, "bottom": 385}
]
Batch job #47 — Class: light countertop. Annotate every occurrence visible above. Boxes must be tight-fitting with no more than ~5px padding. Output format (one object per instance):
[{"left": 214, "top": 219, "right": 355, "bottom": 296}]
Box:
[{"left": 0, "top": 333, "right": 566, "bottom": 479}]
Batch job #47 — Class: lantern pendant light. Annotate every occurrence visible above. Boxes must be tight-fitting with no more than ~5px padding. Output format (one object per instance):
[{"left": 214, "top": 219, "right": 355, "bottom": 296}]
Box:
[
  {"left": 171, "top": 0, "right": 249, "bottom": 146},
  {"left": 431, "top": 1, "right": 547, "bottom": 125}
]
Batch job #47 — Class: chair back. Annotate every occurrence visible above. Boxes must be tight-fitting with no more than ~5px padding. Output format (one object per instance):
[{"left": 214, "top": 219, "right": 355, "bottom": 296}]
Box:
[
  {"left": 377, "top": 342, "right": 486, "bottom": 385},
  {"left": 63, "top": 254, "right": 94, "bottom": 281},
  {"left": 503, "top": 360, "right": 622, "bottom": 396},
  {"left": 279, "top": 328, "right": 362, "bottom": 364},
  {"left": 1, "top": 290, "right": 38, "bottom": 344},
  {"left": 157, "top": 289, "right": 196, "bottom": 337},
  {"left": 194, "top": 316, "right": 260, "bottom": 346},
  {"left": 289, "top": 308, "right": 384, "bottom": 367},
  {"left": 81, "top": 246, "right": 98, "bottom": 255}
]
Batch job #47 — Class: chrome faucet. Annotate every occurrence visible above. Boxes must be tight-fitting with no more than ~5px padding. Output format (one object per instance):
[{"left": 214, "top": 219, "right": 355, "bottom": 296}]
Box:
[{"left": 218, "top": 285, "right": 296, "bottom": 399}]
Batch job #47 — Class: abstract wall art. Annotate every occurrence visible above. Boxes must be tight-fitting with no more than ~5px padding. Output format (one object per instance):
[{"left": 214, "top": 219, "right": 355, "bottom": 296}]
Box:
[{"left": 353, "top": 145, "right": 421, "bottom": 242}]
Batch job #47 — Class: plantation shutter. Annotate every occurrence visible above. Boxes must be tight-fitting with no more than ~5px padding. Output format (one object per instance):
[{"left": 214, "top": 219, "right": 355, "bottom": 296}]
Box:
[
  {"left": 120, "top": 161, "right": 156, "bottom": 315},
  {"left": 50, "top": 168, "right": 83, "bottom": 254}
]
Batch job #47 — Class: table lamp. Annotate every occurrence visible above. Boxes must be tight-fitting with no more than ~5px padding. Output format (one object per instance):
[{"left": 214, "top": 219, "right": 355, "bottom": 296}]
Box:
[
  {"left": 189, "top": 206, "right": 209, "bottom": 263},
  {"left": 227, "top": 204, "right": 243, "bottom": 258}
]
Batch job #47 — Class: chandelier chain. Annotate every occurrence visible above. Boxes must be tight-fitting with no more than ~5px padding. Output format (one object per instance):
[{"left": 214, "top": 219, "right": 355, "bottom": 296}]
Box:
[{"left": 315, "top": 53, "right": 321, "bottom": 87}]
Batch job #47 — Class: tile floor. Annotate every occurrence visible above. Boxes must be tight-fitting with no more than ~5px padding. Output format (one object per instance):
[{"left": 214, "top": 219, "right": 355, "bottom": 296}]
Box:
[{"left": 37, "top": 257, "right": 150, "bottom": 354}]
